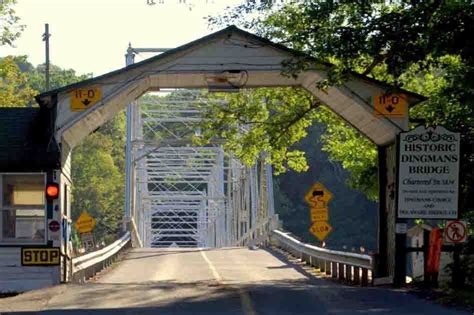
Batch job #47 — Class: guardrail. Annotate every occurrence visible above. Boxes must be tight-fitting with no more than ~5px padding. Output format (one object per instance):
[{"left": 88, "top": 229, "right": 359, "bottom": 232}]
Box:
[
  {"left": 271, "top": 230, "right": 374, "bottom": 286},
  {"left": 71, "top": 232, "right": 131, "bottom": 283},
  {"left": 235, "top": 215, "right": 279, "bottom": 247}
]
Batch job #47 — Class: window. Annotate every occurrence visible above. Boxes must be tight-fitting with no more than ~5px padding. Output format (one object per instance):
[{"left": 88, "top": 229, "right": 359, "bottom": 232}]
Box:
[{"left": 0, "top": 174, "right": 46, "bottom": 244}]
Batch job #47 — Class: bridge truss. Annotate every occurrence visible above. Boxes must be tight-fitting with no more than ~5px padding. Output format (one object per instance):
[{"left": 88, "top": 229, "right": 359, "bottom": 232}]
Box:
[{"left": 128, "top": 91, "right": 275, "bottom": 248}]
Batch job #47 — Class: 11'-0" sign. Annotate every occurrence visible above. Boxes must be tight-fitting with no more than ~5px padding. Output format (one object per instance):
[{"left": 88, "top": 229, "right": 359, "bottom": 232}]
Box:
[{"left": 398, "top": 126, "right": 460, "bottom": 219}]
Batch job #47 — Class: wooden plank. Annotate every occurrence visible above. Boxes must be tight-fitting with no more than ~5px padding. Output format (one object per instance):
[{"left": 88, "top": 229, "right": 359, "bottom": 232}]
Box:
[
  {"left": 353, "top": 266, "right": 360, "bottom": 285},
  {"left": 346, "top": 265, "right": 353, "bottom": 283},
  {"left": 338, "top": 263, "right": 345, "bottom": 281},
  {"left": 362, "top": 268, "right": 369, "bottom": 286}
]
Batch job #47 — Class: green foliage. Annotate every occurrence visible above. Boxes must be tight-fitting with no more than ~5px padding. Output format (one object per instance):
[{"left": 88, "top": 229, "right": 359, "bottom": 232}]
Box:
[
  {"left": 0, "top": 0, "right": 24, "bottom": 46},
  {"left": 28, "top": 63, "right": 92, "bottom": 94},
  {"left": 315, "top": 107, "right": 378, "bottom": 201},
  {"left": 71, "top": 114, "right": 126, "bottom": 244},
  {"left": 1, "top": 53, "right": 124, "bottom": 245},
  {"left": 197, "top": 88, "right": 319, "bottom": 174},
  {"left": 212, "top": 1, "right": 473, "bottom": 210},
  {"left": 0, "top": 56, "right": 37, "bottom": 107},
  {"left": 273, "top": 124, "right": 378, "bottom": 251}
]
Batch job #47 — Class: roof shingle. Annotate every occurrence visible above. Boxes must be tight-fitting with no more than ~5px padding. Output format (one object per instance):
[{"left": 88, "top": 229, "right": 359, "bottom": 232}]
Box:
[{"left": 0, "top": 107, "right": 60, "bottom": 172}]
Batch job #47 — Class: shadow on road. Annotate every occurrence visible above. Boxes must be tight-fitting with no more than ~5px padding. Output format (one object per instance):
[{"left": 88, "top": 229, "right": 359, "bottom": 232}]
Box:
[{"left": 0, "top": 247, "right": 470, "bottom": 315}]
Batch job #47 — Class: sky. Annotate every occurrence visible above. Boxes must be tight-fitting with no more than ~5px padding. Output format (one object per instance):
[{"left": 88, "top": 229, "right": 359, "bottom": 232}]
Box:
[{"left": 1, "top": 0, "right": 244, "bottom": 76}]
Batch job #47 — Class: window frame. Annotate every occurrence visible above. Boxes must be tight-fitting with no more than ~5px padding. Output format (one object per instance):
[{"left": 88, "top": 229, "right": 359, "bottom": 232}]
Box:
[{"left": 0, "top": 173, "right": 47, "bottom": 246}]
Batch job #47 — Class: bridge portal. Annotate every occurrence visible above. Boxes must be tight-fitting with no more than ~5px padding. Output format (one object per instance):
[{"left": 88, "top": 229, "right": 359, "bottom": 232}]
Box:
[{"left": 0, "top": 25, "right": 424, "bottom": 292}]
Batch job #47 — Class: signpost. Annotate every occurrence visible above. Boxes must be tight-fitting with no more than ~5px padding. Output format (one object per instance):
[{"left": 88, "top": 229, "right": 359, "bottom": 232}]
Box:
[
  {"left": 75, "top": 211, "right": 97, "bottom": 251},
  {"left": 305, "top": 182, "right": 333, "bottom": 242},
  {"left": 75, "top": 211, "right": 96, "bottom": 234},
  {"left": 398, "top": 126, "right": 460, "bottom": 219}
]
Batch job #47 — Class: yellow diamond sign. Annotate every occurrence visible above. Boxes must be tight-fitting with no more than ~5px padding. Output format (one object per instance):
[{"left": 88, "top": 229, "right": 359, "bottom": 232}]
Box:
[
  {"left": 309, "top": 221, "right": 333, "bottom": 241},
  {"left": 304, "top": 182, "right": 333, "bottom": 208},
  {"left": 75, "top": 211, "right": 96, "bottom": 234}
]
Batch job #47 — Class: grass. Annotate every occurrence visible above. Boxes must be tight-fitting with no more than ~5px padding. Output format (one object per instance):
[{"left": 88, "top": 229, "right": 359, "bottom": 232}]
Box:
[
  {"left": 436, "top": 285, "right": 474, "bottom": 311},
  {"left": 408, "top": 281, "right": 474, "bottom": 312}
]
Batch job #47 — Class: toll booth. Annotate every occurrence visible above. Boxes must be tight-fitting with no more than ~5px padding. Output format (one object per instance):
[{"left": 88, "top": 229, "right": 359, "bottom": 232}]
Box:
[{"left": 0, "top": 107, "right": 71, "bottom": 292}]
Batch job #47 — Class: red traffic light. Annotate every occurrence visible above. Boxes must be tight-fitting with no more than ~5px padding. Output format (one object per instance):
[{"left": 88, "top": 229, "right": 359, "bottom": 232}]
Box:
[{"left": 46, "top": 183, "right": 59, "bottom": 199}]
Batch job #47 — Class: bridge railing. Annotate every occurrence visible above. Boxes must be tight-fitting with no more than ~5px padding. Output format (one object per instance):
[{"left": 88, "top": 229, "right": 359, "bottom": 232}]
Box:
[
  {"left": 235, "top": 215, "right": 280, "bottom": 247},
  {"left": 71, "top": 232, "right": 131, "bottom": 283},
  {"left": 271, "top": 230, "right": 374, "bottom": 286}
]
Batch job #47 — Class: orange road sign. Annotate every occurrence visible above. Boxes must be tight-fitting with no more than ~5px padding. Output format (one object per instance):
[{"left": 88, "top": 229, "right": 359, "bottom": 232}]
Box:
[
  {"left": 374, "top": 93, "right": 407, "bottom": 118},
  {"left": 75, "top": 211, "right": 96, "bottom": 234},
  {"left": 70, "top": 87, "right": 102, "bottom": 112},
  {"left": 310, "top": 207, "right": 328, "bottom": 222},
  {"left": 309, "top": 221, "right": 333, "bottom": 241},
  {"left": 304, "top": 182, "right": 333, "bottom": 208}
]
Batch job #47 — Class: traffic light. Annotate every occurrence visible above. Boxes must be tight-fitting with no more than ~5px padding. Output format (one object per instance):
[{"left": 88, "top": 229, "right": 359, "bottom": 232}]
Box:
[{"left": 45, "top": 183, "right": 59, "bottom": 199}]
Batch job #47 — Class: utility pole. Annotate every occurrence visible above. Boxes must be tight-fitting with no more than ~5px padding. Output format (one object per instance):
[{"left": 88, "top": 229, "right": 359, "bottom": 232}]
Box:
[{"left": 42, "top": 23, "right": 51, "bottom": 91}]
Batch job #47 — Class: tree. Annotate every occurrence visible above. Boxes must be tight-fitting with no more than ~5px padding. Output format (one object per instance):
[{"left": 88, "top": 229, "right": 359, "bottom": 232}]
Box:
[
  {"left": 71, "top": 118, "right": 126, "bottom": 244},
  {"left": 208, "top": 1, "right": 473, "bottom": 206},
  {"left": 28, "top": 63, "right": 91, "bottom": 94},
  {"left": 197, "top": 88, "right": 319, "bottom": 174},
  {"left": 0, "top": 56, "right": 37, "bottom": 107},
  {"left": 0, "top": 0, "right": 24, "bottom": 46},
  {"left": 208, "top": 0, "right": 473, "bottom": 285}
]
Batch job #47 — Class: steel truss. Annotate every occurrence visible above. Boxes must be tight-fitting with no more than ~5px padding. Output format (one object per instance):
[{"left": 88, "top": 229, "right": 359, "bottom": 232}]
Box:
[{"left": 126, "top": 90, "right": 275, "bottom": 248}]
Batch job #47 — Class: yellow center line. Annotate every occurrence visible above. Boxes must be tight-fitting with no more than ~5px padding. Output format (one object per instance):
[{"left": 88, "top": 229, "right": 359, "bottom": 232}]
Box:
[{"left": 199, "top": 249, "right": 257, "bottom": 315}]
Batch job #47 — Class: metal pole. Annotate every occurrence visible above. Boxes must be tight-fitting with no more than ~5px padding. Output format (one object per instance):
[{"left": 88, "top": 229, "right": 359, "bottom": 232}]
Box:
[
  {"left": 124, "top": 44, "right": 135, "bottom": 230},
  {"left": 42, "top": 23, "right": 51, "bottom": 91}
]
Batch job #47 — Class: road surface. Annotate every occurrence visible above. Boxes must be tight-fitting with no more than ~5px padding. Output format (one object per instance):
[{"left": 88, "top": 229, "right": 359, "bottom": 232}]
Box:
[{"left": 0, "top": 247, "right": 468, "bottom": 314}]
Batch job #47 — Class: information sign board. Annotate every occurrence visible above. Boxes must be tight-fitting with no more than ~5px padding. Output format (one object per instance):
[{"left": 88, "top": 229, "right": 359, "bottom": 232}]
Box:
[{"left": 398, "top": 126, "right": 460, "bottom": 219}]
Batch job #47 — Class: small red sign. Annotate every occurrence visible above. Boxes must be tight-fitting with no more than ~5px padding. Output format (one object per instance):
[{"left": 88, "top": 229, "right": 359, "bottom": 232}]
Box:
[
  {"left": 445, "top": 220, "right": 467, "bottom": 243},
  {"left": 49, "top": 220, "right": 60, "bottom": 232}
]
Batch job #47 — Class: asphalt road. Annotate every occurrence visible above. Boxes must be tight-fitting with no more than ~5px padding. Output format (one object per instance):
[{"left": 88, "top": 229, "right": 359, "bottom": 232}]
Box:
[{"left": 0, "top": 247, "right": 468, "bottom": 314}]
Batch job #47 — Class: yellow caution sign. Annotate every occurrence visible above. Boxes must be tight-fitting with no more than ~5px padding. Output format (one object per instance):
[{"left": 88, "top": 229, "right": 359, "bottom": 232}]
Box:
[
  {"left": 75, "top": 211, "right": 96, "bottom": 234},
  {"left": 309, "top": 221, "right": 333, "bottom": 242},
  {"left": 310, "top": 207, "right": 329, "bottom": 222},
  {"left": 21, "top": 248, "right": 60, "bottom": 266},
  {"left": 304, "top": 182, "right": 333, "bottom": 208},
  {"left": 70, "top": 87, "right": 102, "bottom": 112},
  {"left": 374, "top": 93, "right": 407, "bottom": 118}
]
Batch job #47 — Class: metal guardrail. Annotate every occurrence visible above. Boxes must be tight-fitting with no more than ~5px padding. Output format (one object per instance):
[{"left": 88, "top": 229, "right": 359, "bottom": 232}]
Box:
[
  {"left": 271, "top": 230, "right": 374, "bottom": 286},
  {"left": 235, "top": 215, "right": 279, "bottom": 247},
  {"left": 71, "top": 232, "right": 131, "bottom": 283}
]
